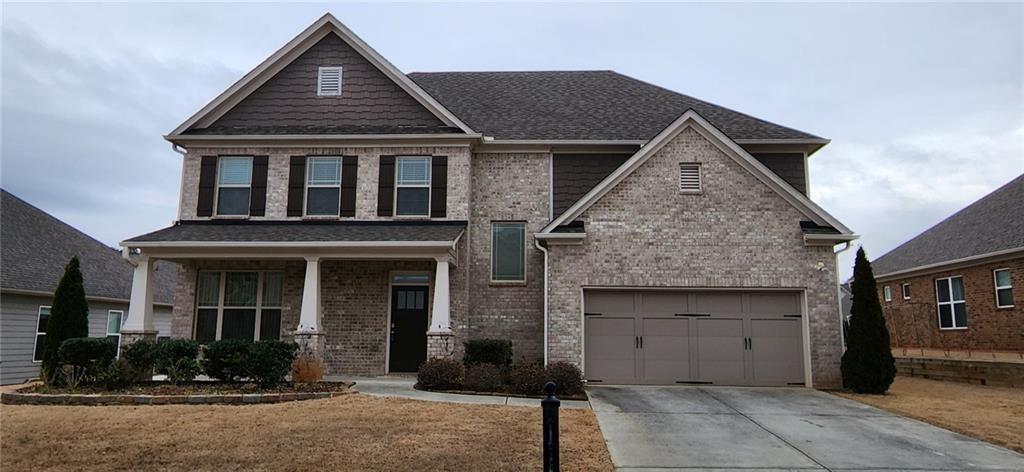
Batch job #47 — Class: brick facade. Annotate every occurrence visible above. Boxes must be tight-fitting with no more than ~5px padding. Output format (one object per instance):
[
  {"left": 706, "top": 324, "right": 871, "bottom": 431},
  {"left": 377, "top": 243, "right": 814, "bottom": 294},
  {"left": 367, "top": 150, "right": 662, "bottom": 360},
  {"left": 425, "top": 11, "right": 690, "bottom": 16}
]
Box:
[
  {"left": 878, "top": 257, "right": 1023, "bottom": 352},
  {"left": 545, "top": 127, "right": 844, "bottom": 388}
]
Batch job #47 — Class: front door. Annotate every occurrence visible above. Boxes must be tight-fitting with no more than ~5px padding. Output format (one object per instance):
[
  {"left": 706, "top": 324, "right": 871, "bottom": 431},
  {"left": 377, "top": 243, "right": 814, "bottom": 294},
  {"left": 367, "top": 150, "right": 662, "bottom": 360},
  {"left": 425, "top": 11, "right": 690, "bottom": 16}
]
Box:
[{"left": 388, "top": 286, "right": 429, "bottom": 373}]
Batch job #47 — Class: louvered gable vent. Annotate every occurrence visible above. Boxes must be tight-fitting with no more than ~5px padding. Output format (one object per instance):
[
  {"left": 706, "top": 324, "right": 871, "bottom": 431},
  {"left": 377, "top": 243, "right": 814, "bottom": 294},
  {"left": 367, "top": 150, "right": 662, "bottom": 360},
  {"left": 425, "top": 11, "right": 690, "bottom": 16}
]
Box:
[
  {"left": 679, "top": 163, "right": 702, "bottom": 193},
  {"left": 317, "top": 66, "right": 343, "bottom": 96}
]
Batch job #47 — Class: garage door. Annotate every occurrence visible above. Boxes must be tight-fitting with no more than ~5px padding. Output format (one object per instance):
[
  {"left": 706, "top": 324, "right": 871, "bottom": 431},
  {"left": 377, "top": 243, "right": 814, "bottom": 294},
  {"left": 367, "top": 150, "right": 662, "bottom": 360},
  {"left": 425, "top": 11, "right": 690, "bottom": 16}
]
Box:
[{"left": 583, "top": 290, "right": 805, "bottom": 386}]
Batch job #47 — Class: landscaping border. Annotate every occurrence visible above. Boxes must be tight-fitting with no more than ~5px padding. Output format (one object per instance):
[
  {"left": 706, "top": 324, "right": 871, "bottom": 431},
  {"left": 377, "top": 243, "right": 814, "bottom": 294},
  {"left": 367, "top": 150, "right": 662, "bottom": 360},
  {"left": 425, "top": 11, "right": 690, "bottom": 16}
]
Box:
[{"left": 1, "top": 390, "right": 348, "bottom": 406}]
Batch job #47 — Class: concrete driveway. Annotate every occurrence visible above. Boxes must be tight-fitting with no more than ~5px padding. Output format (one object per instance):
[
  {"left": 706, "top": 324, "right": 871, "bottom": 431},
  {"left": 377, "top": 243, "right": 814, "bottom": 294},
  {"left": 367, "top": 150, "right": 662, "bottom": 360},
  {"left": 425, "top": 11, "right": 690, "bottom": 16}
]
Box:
[{"left": 588, "top": 386, "right": 1024, "bottom": 471}]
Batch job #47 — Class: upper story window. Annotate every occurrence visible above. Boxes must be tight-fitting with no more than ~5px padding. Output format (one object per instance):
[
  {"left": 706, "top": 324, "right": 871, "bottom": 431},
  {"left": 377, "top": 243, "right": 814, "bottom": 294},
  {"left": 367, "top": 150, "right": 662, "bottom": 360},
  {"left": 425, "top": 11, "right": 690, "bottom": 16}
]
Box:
[
  {"left": 306, "top": 157, "right": 342, "bottom": 216},
  {"left": 395, "top": 157, "right": 431, "bottom": 216},
  {"left": 492, "top": 222, "right": 526, "bottom": 283},
  {"left": 994, "top": 269, "right": 1014, "bottom": 308},
  {"left": 317, "top": 66, "right": 343, "bottom": 96},
  {"left": 935, "top": 276, "right": 967, "bottom": 329},
  {"left": 33, "top": 306, "right": 50, "bottom": 362},
  {"left": 679, "top": 163, "right": 702, "bottom": 193},
  {"left": 195, "top": 271, "right": 283, "bottom": 343},
  {"left": 883, "top": 285, "right": 892, "bottom": 302},
  {"left": 901, "top": 283, "right": 911, "bottom": 300},
  {"left": 216, "top": 156, "right": 253, "bottom": 216}
]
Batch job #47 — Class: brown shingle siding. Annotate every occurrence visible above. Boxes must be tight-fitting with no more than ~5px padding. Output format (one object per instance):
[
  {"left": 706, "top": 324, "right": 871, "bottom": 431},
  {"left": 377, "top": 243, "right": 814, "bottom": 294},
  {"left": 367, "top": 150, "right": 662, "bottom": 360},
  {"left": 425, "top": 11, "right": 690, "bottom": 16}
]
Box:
[
  {"left": 751, "top": 153, "right": 807, "bottom": 195},
  {"left": 552, "top": 154, "right": 632, "bottom": 216}
]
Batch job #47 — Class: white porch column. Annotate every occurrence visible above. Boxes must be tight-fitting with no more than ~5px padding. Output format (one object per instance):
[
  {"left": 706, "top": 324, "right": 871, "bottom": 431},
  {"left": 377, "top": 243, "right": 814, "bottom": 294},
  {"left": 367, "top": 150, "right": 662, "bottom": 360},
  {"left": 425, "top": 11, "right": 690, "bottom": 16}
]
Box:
[
  {"left": 297, "top": 256, "right": 322, "bottom": 333},
  {"left": 429, "top": 258, "right": 451, "bottom": 333},
  {"left": 122, "top": 257, "right": 155, "bottom": 333}
]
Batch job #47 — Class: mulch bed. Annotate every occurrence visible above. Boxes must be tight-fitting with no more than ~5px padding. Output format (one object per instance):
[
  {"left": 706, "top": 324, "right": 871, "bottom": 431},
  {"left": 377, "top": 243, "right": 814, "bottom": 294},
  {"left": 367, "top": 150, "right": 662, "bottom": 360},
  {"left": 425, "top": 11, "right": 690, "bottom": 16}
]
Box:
[{"left": 20, "top": 381, "right": 351, "bottom": 396}]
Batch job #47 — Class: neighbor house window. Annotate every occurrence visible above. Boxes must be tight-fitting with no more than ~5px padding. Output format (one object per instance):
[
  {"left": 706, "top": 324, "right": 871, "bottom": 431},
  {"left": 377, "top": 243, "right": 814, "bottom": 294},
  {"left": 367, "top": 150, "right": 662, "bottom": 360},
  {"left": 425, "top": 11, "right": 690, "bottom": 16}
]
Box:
[
  {"left": 395, "top": 157, "right": 431, "bottom": 216},
  {"left": 306, "top": 157, "right": 341, "bottom": 216},
  {"left": 33, "top": 306, "right": 50, "bottom": 362},
  {"left": 216, "top": 156, "right": 253, "bottom": 215},
  {"left": 901, "top": 283, "right": 911, "bottom": 300},
  {"left": 883, "top": 286, "right": 892, "bottom": 302},
  {"left": 491, "top": 222, "right": 526, "bottom": 282},
  {"left": 195, "top": 271, "right": 283, "bottom": 343},
  {"left": 935, "top": 276, "right": 967, "bottom": 329},
  {"left": 107, "top": 310, "right": 123, "bottom": 353},
  {"left": 994, "top": 269, "right": 1014, "bottom": 308}
]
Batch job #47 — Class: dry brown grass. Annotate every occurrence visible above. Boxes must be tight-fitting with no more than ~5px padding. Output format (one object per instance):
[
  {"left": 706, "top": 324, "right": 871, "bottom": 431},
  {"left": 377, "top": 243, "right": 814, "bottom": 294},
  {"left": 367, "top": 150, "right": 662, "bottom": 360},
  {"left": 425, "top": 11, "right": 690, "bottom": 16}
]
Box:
[
  {"left": 835, "top": 376, "right": 1024, "bottom": 453},
  {"left": 0, "top": 393, "right": 612, "bottom": 471}
]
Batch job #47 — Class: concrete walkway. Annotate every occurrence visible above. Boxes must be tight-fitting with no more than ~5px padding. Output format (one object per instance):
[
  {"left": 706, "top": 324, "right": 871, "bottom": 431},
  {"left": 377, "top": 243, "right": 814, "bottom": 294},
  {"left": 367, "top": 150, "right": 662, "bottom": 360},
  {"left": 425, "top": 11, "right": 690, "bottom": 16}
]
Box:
[
  {"left": 348, "top": 376, "right": 591, "bottom": 409},
  {"left": 588, "top": 385, "right": 1024, "bottom": 471}
]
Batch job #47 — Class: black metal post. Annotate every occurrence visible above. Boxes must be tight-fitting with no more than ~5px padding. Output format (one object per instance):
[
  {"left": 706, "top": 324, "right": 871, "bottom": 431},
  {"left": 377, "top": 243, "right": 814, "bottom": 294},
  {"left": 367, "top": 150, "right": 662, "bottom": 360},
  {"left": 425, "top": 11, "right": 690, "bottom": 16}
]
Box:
[{"left": 542, "top": 381, "right": 560, "bottom": 472}]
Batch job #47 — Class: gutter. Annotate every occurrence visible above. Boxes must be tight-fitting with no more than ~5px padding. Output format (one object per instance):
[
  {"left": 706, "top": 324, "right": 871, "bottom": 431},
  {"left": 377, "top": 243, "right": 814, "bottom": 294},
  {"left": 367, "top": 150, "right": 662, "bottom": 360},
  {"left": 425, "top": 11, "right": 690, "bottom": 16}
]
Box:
[
  {"left": 0, "top": 287, "right": 173, "bottom": 308},
  {"left": 833, "top": 241, "right": 855, "bottom": 350},
  {"left": 534, "top": 238, "right": 549, "bottom": 366}
]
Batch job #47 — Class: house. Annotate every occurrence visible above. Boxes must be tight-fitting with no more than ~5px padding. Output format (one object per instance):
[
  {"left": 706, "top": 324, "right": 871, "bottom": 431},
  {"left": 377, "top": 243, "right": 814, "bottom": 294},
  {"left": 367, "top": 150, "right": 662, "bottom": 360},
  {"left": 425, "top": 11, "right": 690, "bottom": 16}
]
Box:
[
  {"left": 0, "top": 190, "right": 176, "bottom": 385},
  {"left": 119, "top": 14, "right": 856, "bottom": 388},
  {"left": 872, "top": 174, "right": 1023, "bottom": 355}
]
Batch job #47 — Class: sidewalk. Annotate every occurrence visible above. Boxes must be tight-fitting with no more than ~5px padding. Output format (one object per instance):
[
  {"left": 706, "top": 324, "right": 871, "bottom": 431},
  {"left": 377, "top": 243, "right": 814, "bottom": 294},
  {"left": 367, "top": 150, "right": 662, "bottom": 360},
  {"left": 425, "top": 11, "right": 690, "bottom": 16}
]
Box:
[{"left": 345, "top": 376, "right": 591, "bottom": 409}]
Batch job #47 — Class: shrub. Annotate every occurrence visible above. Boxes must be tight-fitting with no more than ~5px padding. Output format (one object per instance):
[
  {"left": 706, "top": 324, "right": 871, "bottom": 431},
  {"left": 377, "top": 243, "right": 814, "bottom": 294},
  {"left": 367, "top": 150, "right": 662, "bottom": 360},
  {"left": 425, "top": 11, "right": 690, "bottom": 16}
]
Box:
[
  {"left": 292, "top": 349, "right": 325, "bottom": 384},
  {"left": 202, "top": 339, "right": 252, "bottom": 382},
  {"left": 156, "top": 339, "right": 199, "bottom": 384},
  {"left": 417, "top": 358, "right": 464, "bottom": 390},
  {"left": 841, "top": 248, "right": 896, "bottom": 394},
  {"left": 97, "top": 358, "right": 136, "bottom": 390},
  {"left": 57, "top": 337, "right": 116, "bottom": 381},
  {"left": 463, "top": 339, "right": 513, "bottom": 368},
  {"left": 545, "top": 362, "right": 584, "bottom": 396},
  {"left": 509, "top": 361, "right": 547, "bottom": 395},
  {"left": 122, "top": 339, "right": 159, "bottom": 381},
  {"left": 41, "top": 257, "right": 90, "bottom": 383},
  {"left": 463, "top": 363, "right": 504, "bottom": 392},
  {"left": 246, "top": 341, "right": 298, "bottom": 387},
  {"left": 164, "top": 358, "right": 200, "bottom": 386}
]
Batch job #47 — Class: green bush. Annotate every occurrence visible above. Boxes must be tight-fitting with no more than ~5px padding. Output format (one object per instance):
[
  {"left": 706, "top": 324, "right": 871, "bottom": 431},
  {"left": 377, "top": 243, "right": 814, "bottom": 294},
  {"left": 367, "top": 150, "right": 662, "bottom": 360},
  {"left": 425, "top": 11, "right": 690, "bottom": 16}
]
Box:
[
  {"left": 509, "top": 361, "right": 547, "bottom": 395},
  {"left": 122, "top": 339, "right": 159, "bottom": 381},
  {"left": 545, "top": 362, "right": 584, "bottom": 396},
  {"left": 156, "top": 339, "right": 199, "bottom": 384},
  {"left": 463, "top": 339, "right": 513, "bottom": 367},
  {"left": 41, "top": 257, "right": 90, "bottom": 384},
  {"left": 202, "top": 339, "right": 252, "bottom": 382},
  {"left": 417, "top": 358, "right": 464, "bottom": 390},
  {"left": 245, "top": 341, "right": 298, "bottom": 387},
  {"left": 841, "top": 248, "right": 896, "bottom": 394},
  {"left": 463, "top": 363, "right": 504, "bottom": 392},
  {"left": 97, "top": 358, "right": 136, "bottom": 390},
  {"left": 164, "top": 358, "right": 200, "bottom": 385},
  {"left": 57, "top": 337, "right": 116, "bottom": 380}
]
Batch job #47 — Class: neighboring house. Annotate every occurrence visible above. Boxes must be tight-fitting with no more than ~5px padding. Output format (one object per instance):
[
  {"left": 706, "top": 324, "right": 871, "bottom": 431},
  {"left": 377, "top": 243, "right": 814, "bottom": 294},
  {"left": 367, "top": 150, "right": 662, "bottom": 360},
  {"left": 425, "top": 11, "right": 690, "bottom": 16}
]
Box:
[
  {"left": 0, "top": 190, "right": 176, "bottom": 384},
  {"left": 119, "top": 14, "right": 855, "bottom": 388},
  {"left": 872, "top": 174, "right": 1023, "bottom": 354}
]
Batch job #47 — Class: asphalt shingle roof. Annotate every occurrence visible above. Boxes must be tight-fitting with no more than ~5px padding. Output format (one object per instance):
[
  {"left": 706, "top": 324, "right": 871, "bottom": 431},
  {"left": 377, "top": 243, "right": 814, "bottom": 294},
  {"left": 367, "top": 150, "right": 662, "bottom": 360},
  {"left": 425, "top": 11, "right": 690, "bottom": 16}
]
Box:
[
  {"left": 1, "top": 190, "right": 175, "bottom": 303},
  {"left": 871, "top": 174, "right": 1024, "bottom": 277},
  {"left": 124, "top": 220, "right": 466, "bottom": 243},
  {"left": 408, "top": 70, "right": 822, "bottom": 141}
]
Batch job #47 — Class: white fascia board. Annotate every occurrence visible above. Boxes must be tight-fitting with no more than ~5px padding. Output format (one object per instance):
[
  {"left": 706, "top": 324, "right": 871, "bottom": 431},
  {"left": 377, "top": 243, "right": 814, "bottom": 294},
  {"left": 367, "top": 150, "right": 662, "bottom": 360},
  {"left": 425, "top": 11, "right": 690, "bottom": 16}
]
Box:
[
  {"left": 165, "top": 133, "right": 481, "bottom": 146},
  {"left": 0, "top": 287, "right": 173, "bottom": 307},
  {"left": 540, "top": 110, "right": 854, "bottom": 235},
  {"left": 121, "top": 240, "right": 457, "bottom": 249},
  {"left": 534, "top": 232, "right": 586, "bottom": 240},
  {"left": 484, "top": 139, "right": 648, "bottom": 146},
  {"left": 733, "top": 138, "right": 831, "bottom": 145},
  {"left": 874, "top": 246, "right": 1024, "bottom": 281}
]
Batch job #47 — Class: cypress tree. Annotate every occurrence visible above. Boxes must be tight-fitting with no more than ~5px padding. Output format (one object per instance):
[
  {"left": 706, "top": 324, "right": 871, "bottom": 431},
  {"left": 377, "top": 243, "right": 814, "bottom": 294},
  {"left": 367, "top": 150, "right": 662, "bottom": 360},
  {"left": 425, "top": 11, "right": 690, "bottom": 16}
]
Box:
[
  {"left": 41, "top": 257, "right": 90, "bottom": 383},
  {"left": 841, "top": 248, "right": 896, "bottom": 393}
]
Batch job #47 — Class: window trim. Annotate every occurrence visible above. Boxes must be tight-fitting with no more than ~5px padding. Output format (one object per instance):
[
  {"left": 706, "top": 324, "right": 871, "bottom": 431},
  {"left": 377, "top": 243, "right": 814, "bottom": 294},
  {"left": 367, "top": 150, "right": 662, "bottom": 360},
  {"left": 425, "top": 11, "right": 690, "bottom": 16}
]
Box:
[
  {"left": 107, "top": 310, "right": 124, "bottom": 355},
  {"left": 317, "top": 66, "right": 343, "bottom": 96},
  {"left": 490, "top": 221, "right": 528, "bottom": 284},
  {"left": 901, "top": 283, "right": 911, "bottom": 300},
  {"left": 214, "top": 155, "right": 253, "bottom": 217},
  {"left": 994, "top": 268, "right": 1014, "bottom": 308},
  {"left": 193, "top": 270, "right": 284, "bottom": 342},
  {"left": 883, "top": 285, "right": 892, "bottom": 302},
  {"left": 393, "top": 156, "right": 432, "bottom": 217},
  {"left": 303, "top": 156, "right": 343, "bottom": 217},
  {"left": 935, "top": 275, "right": 968, "bottom": 330},
  {"left": 32, "top": 305, "right": 51, "bottom": 363}
]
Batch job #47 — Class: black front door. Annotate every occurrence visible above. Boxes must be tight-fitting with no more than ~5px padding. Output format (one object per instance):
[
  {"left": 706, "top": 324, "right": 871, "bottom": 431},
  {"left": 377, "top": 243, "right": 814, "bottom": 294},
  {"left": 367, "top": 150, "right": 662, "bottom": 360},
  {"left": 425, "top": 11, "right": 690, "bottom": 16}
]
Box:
[{"left": 388, "top": 286, "right": 429, "bottom": 373}]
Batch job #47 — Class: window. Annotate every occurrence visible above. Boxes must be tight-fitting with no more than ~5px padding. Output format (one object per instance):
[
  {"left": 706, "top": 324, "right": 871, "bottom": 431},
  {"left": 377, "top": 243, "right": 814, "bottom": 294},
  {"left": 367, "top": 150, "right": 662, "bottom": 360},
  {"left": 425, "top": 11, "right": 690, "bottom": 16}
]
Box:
[
  {"left": 317, "top": 66, "right": 343, "bottom": 96},
  {"left": 994, "top": 269, "right": 1014, "bottom": 308},
  {"left": 216, "top": 156, "right": 252, "bottom": 215},
  {"left": 679, "top": 163, "right": 702, "bottom": 193},
  {"left": 107, "top": 310, "right": 123, "bottom": 353},
  {"left": 306, "top": 157, "right": 341, "bottom": 216},
  {"left": 935, "top": 276, "right": 967, "bottom": 329},
  {"left": 491, "top": 222, "right": 526, "bottom": 282},
  {"left": 195, "top": 271, "right": 283, "bottom": 343},
  {"left": 901, "top": 283, "right": 911, "bottom": 300},
  {"left": 32, "top": 306, "right": 50, "bottom": 362},
  {"left": 883, "top": 285, "right": 892, "bottom": 302},
  {"left": 395, "top": 157, "right": 431, "bottom": 216}
]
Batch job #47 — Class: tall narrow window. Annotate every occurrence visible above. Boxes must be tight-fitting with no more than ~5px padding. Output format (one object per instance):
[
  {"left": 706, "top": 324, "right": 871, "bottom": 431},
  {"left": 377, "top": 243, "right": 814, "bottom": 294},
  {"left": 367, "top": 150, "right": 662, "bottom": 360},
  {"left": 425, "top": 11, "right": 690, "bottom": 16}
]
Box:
[
  {"left": 883, "top": 286, "right": 892, "bottom": 302},
  {"left": 395, "top": 157, "right": 431, "bottom": 216},
  {"left": 107, "top": 310, "right": 124, "bottom": 353},
  {"left": 935, "top": 276, "right": 967, "bottom": 329},
  {"left": 216, "top": 156, "right": 253, "bottom": 215},
  {"left": 260, "top": 272, "right": 283, "bottom": 341},
  {"left": 994, "top": 269, "right": 1014, "bottom": 308},
  {"left": 194, "top": 271, "right": 283, "bottom": 343},
  {"left": 492, "top": 222, "right": 526, "bottom": 282},
  {"left": 33, "top": 306, "right": 51, "bottom": 362},
  {"left": 306, "top": 157, "right": 341, "bottom": 216},
  {"left": 901, "top": 283, "right": 911, "bottom": 300}
]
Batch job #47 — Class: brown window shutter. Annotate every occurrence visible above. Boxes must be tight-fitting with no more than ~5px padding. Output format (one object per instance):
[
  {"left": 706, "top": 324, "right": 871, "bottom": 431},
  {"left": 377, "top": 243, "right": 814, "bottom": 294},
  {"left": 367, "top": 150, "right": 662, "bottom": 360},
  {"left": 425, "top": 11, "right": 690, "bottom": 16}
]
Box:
[
  {"left": 249, "top": 155, "right": 269, "bottom": 216},
  {"left": 197, "top": 156, "right": 217, "bottom": 217},
  {"left": 430, "top": 156, "right": 447, "bottom": 218},
  {"left": 340, "top": 156, "right": 358, "bottom": 217},
  {"left": 287, "top": 156, "right": 306, "bottom": 217},
  {"left": 377, "top": 155, "right": 395, "bottom": 216}
]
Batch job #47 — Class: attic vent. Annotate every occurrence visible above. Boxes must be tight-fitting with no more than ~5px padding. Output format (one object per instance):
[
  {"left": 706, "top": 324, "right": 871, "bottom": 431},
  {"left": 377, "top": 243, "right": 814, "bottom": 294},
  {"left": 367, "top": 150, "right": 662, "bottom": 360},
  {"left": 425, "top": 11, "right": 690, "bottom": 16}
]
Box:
[
  {"left": 317, "top": 66, "right": 343, "bottom": 96},
  {"left": 679, "top": 163, "right": 702, "bottom": 193}
]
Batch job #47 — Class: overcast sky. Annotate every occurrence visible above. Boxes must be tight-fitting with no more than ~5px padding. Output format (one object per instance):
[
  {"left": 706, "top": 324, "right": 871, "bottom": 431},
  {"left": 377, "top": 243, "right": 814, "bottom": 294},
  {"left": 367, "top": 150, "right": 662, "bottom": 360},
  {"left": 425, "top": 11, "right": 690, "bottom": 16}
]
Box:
[{"left": 2, "top": 2, "right": 1021, "bottom": 279}]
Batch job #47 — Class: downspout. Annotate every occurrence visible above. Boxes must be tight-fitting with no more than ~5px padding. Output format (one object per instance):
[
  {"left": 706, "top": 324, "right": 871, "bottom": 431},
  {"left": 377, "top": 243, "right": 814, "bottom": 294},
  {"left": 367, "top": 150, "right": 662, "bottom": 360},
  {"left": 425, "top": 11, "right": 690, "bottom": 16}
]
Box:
[
  {"left": 170, "top": 142, "right": 188, "bottom": 223},
  {"left": 834, "top": 241, "right": 854, "bottom": 349},
  {"left": 534, "top": 238, "right": 549, "bottom": 366}
]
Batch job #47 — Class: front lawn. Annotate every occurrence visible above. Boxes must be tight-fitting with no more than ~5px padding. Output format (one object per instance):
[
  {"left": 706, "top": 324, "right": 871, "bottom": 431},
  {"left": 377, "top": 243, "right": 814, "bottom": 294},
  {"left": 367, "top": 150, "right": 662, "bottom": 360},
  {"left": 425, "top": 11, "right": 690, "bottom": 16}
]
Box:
[
  {"left": 1, "top": 393, "right": 613, "bottom": 471},
  {"left": 835, "top": 376, "right": 1024, "bottom": 453}
]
